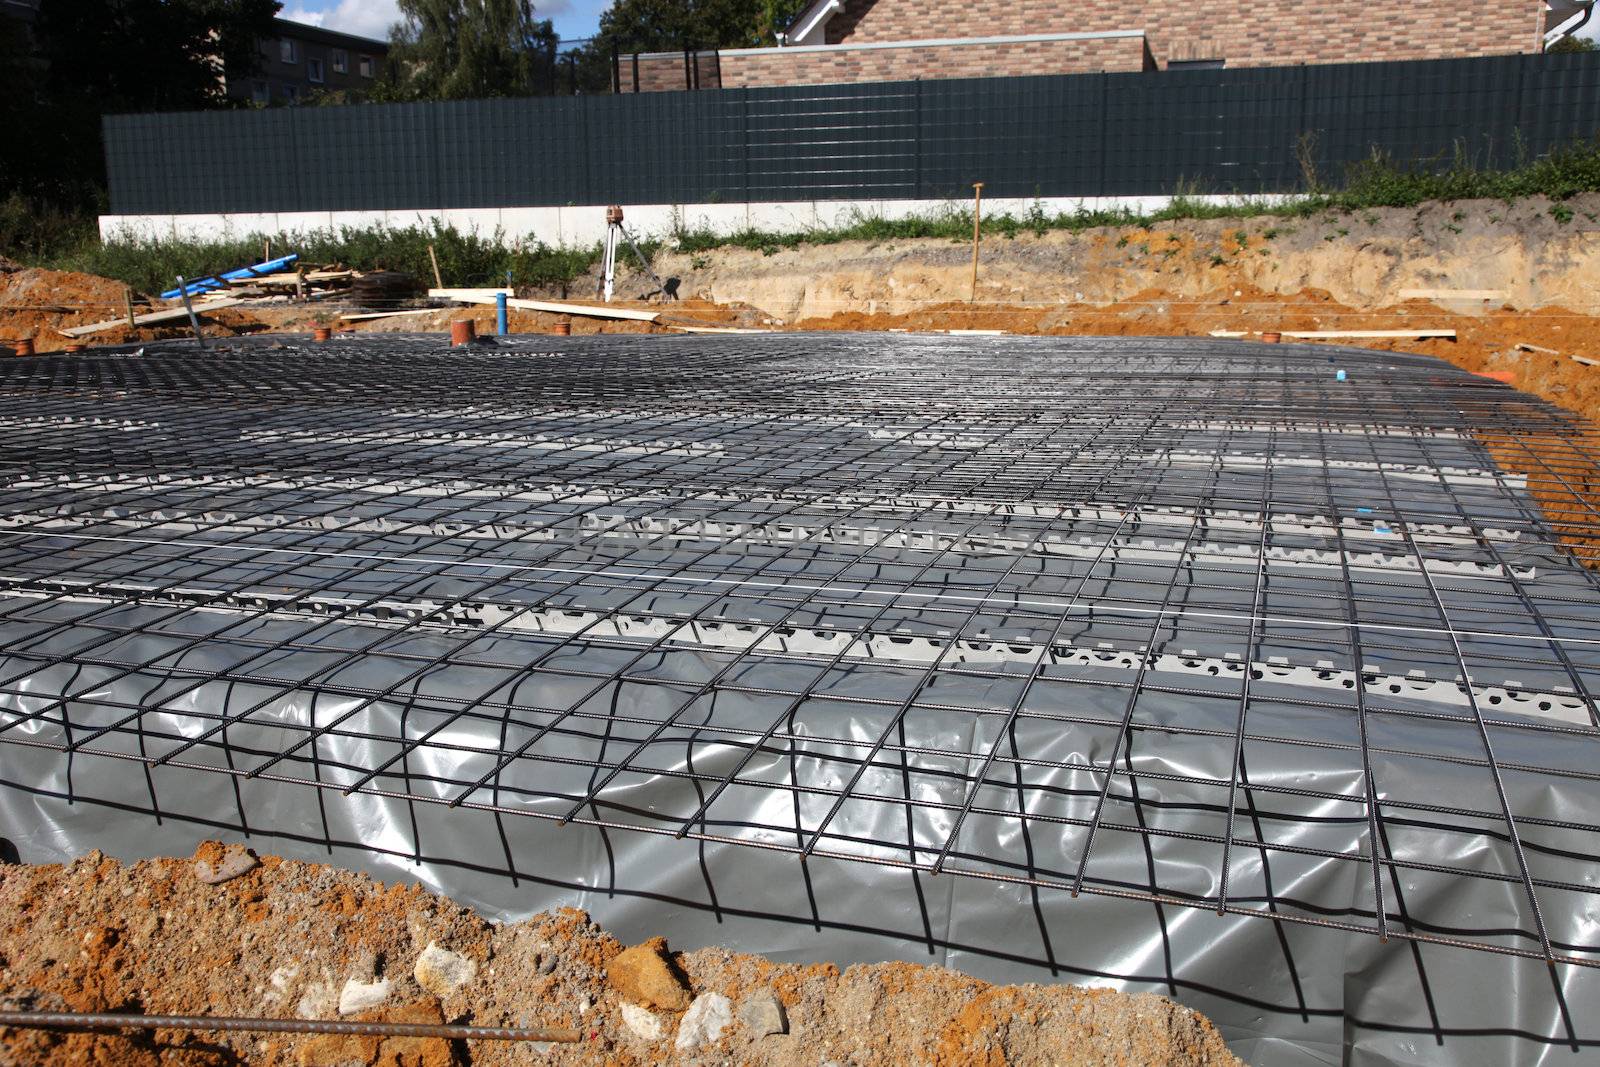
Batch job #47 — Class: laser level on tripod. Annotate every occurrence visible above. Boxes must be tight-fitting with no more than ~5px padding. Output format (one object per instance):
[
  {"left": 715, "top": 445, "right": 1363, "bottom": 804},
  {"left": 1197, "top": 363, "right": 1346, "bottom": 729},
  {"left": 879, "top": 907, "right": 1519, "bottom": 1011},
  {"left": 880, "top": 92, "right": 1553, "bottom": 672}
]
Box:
[{"left": 599, "top": 205, "right": 673, "bottom": 303}]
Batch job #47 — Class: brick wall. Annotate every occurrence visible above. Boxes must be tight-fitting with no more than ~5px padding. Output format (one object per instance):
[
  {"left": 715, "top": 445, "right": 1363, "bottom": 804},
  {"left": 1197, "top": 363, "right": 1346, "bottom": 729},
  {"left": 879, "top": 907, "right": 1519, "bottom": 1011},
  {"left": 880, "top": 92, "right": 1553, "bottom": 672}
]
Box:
[
  {"left": 718, "top": 34, "right": 1150, "bottom": 88},
  {"left": 825, "top": 0, "right": 1546, "bottom": 68}
]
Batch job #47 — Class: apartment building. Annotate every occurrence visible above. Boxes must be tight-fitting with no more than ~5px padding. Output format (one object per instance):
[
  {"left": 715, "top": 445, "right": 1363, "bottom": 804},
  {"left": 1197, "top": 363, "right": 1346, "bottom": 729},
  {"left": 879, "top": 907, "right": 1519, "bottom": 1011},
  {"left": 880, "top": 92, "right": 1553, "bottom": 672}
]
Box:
[{"left": 230, "top": 17, "right": 388, "bottom": 105}]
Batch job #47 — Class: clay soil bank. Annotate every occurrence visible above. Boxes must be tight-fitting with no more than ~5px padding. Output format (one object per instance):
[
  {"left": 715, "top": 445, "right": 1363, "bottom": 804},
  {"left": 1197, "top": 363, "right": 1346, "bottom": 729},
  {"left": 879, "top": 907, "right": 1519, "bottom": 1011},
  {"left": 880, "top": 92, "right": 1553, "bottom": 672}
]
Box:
[{"left": 0, "top": 846, "right": 1243, "bottom": 1067}]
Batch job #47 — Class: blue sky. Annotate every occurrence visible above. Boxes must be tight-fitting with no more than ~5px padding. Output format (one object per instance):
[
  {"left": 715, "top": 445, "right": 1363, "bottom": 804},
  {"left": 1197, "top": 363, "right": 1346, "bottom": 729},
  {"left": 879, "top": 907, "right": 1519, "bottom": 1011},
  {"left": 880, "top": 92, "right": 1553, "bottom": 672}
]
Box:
[{"left": 279, "top": 0, "right": 614, "bottom": 43}]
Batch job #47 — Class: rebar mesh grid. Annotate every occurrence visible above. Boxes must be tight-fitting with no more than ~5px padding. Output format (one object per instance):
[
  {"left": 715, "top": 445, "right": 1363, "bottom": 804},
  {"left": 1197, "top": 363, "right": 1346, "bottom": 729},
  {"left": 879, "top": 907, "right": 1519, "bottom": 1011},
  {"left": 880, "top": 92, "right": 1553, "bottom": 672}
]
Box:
[{"left": 3, "top": 332, "right": 1600, "bottom": 975}]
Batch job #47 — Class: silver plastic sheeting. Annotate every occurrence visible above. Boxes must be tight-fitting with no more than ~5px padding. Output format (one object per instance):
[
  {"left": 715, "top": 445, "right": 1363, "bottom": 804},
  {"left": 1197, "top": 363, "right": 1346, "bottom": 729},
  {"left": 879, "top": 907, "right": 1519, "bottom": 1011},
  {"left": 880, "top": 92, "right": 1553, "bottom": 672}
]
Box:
[{"left": 3, "top": 333, "right": 1600, "bottom": 1065}]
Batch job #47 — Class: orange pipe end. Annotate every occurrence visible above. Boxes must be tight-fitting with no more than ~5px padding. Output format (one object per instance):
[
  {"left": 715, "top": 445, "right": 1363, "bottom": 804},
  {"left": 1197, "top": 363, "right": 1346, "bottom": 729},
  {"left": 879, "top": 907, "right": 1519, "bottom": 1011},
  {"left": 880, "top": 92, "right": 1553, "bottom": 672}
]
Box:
[
  {"left": 450, "top": 319, "right": 477, "bottom": 346},
  {"left": 1475, "top": 370, "right": 1517, "bottom": 384}
]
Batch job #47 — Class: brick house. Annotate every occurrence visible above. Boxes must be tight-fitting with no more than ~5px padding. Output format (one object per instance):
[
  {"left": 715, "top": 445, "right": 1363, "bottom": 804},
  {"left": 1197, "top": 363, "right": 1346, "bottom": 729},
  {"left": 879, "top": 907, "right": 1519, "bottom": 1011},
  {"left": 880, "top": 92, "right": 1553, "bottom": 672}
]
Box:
[
  {"left": 228, "top": 18, "right": 388, "bottom": 105},
  {"left": 622, "top": 0, "right": 1589, "bottom": 91}
]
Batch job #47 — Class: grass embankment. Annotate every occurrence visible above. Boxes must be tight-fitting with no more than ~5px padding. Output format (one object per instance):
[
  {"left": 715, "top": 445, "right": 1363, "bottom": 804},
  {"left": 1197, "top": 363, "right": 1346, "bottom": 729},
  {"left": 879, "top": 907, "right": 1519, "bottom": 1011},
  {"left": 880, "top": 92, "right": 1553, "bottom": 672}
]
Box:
[{"left": 5, "top": 139, "right": 1600, "bottom": 294}]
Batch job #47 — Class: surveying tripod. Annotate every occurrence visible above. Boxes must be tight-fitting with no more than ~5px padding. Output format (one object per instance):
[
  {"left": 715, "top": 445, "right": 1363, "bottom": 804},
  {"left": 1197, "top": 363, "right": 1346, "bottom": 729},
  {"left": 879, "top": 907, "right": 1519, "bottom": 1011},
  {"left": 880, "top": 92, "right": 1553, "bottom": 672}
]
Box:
[{"left": 599, "top": 205, "right": 673, "bottom": 303}]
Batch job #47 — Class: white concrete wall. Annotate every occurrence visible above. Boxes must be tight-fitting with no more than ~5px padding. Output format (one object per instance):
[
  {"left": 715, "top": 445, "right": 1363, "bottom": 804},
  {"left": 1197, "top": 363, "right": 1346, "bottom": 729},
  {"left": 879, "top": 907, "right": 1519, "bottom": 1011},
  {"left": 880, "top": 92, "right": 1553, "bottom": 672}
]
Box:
[{"left": 98, "top": 194, "right": 1291, "bottom": 248}]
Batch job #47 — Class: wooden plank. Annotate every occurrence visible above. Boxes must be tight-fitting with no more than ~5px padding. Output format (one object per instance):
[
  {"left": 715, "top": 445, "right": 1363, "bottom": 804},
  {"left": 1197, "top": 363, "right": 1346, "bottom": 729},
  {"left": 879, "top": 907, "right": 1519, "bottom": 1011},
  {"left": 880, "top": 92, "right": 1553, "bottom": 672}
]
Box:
[
  {"left": 1573, "top": 354, "right": 1599, "bottom": 368},
  {"left": 340, "top": 309, "right": 442, "bottom": 322},
  {"left": 428, "top": 288, "right": 511, "bottom": 299},
  {"left": 60, "top": 297, "right": 244, "bottom": 338},
  {"left": 665, "top": 324, "right": 773, "bottom": 335},
  {"left": 1283, "top": 329, "right": 1456, "bottom": 340},
  {"left": 1516, "top": 342, "right": 1561, "bottom": 355},
  {"left": 1398, "top": 288, "right": 1506, "bottom": 301},
  {"left": 435, "top": 290, "right": 660, "bottom": 324},
  {"left": 229, "top": 271, "right": 352, "bottom": 286},
  {"left": 1210, "top": 328, "right": 1454, "bottom": 341}
]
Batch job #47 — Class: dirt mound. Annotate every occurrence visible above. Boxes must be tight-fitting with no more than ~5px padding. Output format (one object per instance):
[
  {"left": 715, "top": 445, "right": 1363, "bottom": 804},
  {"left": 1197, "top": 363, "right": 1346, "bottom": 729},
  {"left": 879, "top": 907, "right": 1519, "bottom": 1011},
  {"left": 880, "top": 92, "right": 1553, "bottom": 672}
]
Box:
[
  {"left": 657, "top": 193, "right": 1600, "bottom": 322},
  {"left": 0, "top": 845, "right": 1244, "bottom": 1066},
  {"left": 0, "top": 267, "right": 138, "bottom": 345}
]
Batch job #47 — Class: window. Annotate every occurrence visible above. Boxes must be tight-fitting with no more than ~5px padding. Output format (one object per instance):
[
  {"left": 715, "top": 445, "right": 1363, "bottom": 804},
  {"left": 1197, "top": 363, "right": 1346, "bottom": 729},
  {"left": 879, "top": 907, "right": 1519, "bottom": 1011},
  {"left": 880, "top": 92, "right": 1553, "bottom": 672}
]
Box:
[
  {"left": 258, "top": 38, "right": 271, "bottom": 58},
  {"left": 251, "top": 80, "right": 270, "bottom": 104},
  {"left": 307, "top": 57, "right": 324, "bottom": 83},
  {"left": 332, "top": 49, "right": 348, "bottom": 74},
  {"left": 1168, "top": 58, "right": 1225, "bottom": 70},
  {"left": 359, "top": 54, "right": 375, "bottom": 78},
  {"left": 281, "top": 83, "right": 299, "bottom": 103},
  {"left": 279, "top": 38, "right": 298, "bottom": 64}
]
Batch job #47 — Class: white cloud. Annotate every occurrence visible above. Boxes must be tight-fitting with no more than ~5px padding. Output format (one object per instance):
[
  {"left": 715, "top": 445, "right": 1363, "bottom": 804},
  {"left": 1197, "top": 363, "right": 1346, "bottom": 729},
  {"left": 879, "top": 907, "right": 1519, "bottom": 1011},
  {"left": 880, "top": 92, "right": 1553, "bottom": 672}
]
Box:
[
  {"left": 281, "top": 0, "right": 404, "bottom": 41},
  {"left": 282, "top": 0, "right": 600, "bottom": 41},
  {"left": 278, "top": 5, "right": 324, "bottom": 27}
]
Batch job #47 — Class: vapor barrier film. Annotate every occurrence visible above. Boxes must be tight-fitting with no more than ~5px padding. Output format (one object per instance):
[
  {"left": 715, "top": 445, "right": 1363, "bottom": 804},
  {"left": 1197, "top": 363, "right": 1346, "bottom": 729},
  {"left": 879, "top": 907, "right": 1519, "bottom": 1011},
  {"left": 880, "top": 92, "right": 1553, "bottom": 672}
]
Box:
[{"left": 2, "top": 333, "right": 1598, "bottom": 1065}]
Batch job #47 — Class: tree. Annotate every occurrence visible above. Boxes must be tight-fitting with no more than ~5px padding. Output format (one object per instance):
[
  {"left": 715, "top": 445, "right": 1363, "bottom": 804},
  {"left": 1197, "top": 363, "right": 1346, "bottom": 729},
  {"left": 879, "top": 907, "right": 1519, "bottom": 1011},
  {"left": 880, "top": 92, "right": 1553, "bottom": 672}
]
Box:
[
  {"left": 36, "top": 0, "right": 280, "bottom": 111},
  {"left": 5, "top": 0, "right": 278, "bottom": 209},
  {"left": 378, "top": 0, "right": 560, "bottom": 101},
  {"left": 589, "top": 0, "right": 810, "bottom": 53},
  {"left": 1548, "top": 35, "right": 1597, "bottom": 54}
]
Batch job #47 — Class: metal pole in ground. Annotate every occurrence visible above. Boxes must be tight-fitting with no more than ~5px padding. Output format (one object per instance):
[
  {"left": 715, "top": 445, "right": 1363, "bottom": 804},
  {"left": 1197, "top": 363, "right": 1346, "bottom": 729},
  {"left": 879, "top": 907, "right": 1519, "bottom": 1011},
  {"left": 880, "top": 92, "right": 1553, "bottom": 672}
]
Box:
[
  {"left": 969, "top": 182, "right": 984, "bottom": 303},
  {"left": 174, "top": 277, "right": 206, "bottom": 352},
  {"left": 496, "top": 292, "right": 509, "bottom": 336},
  {"left": 0, "top": 1010, "right": 582, "bottom": 1044}
]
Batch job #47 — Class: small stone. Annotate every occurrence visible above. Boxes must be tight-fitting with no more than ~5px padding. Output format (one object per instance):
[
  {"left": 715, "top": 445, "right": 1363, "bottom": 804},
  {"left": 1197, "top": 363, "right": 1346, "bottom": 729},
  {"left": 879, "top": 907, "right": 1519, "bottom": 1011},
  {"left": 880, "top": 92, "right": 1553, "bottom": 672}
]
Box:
[
  {"left": 413, "top": 942, "right": 476, "bottom": 997},
  {"left": 194, "top": 844, "right": 258, "bottom": 885},
  {"left": 675, "top": 992, "right": 734, "bottom": 1051},
  {"left": 295, "top": 981, "right": 338, "bottom": 1020},
  {"left": 606, "top": 936, "right": 691, "bottom": 1011},
  {"left": 620, "top": 1002, "right": 665, "bottom": 1041},
  {"left": 537, "top": 953, "right": 557, "bottom": 975},
  {"left": 337, "top": 978, "right": 392, "bottom": 1016},
  {"left": 738, "top": 990, "right": 788, "bottom": 1036}
]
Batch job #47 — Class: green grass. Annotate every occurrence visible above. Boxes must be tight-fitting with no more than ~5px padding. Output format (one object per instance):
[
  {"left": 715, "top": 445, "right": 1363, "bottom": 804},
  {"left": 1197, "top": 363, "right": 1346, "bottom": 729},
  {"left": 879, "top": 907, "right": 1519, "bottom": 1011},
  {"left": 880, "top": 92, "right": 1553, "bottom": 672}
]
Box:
[
  {"left": 8, "top": 135, "right": 1600, "bottom": 294},
  {"left": 661, "top": 137, "right": 1600, "bottom": 256},
  {"left": 21, "top": 213, "right": 601, "bottom": 296}
]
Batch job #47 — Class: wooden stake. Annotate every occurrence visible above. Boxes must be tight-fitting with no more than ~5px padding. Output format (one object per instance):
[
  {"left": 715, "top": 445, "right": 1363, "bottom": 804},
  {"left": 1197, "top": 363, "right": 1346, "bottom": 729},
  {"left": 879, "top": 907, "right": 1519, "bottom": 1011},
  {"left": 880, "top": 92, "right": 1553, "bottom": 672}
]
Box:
[
  {"left": 264, "top": 238, "right": 271, "bottom": 263},
  {"left": 428, "top": 244, "right": 444, "bottom": 289},
  {"left": 124, "top": 287, "right": 136, "bottom": 331},
  {"left": 969, "top": 182, "right": 984, "bottom": 303}
]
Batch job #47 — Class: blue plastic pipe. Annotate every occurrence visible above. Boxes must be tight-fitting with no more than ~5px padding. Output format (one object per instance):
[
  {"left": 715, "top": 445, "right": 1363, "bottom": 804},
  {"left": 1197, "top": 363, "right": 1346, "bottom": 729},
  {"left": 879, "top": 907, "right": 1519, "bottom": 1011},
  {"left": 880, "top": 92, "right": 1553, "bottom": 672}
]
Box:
[
  {"left": 496, "top": 292, "right": 509, "bottom": 336},
  {"left": 160, "top": 254, "right": 300, "bottom": 299}
]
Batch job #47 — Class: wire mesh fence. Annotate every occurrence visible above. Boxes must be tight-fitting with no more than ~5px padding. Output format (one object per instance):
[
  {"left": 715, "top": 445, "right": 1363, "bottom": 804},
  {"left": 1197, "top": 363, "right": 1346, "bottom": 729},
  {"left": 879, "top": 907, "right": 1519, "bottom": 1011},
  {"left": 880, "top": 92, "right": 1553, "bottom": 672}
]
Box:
[{"left": 1, "top": 333, "right": 1599, "bottom": 1003}]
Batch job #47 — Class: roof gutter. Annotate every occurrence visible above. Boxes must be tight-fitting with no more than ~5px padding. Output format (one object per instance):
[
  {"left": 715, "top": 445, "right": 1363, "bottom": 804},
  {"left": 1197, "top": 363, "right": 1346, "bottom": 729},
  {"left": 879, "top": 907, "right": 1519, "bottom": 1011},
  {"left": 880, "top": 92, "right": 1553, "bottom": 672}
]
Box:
[
  {"left": 781, "top": 0, "right": 843, "bottom": 47},
  {"left": 1544, "top": 1, "right": 1596, "bottom": 46}
]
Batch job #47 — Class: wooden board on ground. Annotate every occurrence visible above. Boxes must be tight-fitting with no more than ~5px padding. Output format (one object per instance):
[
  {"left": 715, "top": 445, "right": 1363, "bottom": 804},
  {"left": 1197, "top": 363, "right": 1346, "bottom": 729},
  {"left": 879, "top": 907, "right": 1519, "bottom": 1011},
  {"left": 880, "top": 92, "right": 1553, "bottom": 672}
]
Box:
[
  {"left": 1208, "top": 328, "right": 1455, "bottom": 341},
  {"left": 432, "top": 290, "right": 660, "bottom": 324},
  {"left": 427, "top": 288, "right": 511, "bottom": 300},
  {"left": 1284, "top": 329, "right": 1456, "bottom": 340},
  {"left": 60, "top": 297, "right": 244, "bottom": 338},
  {"left": 340, "top": 309, "right": 442, "bottom": 322},
  {"left": 665, "top": 324, "right": 774, "bottom": 335}
]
